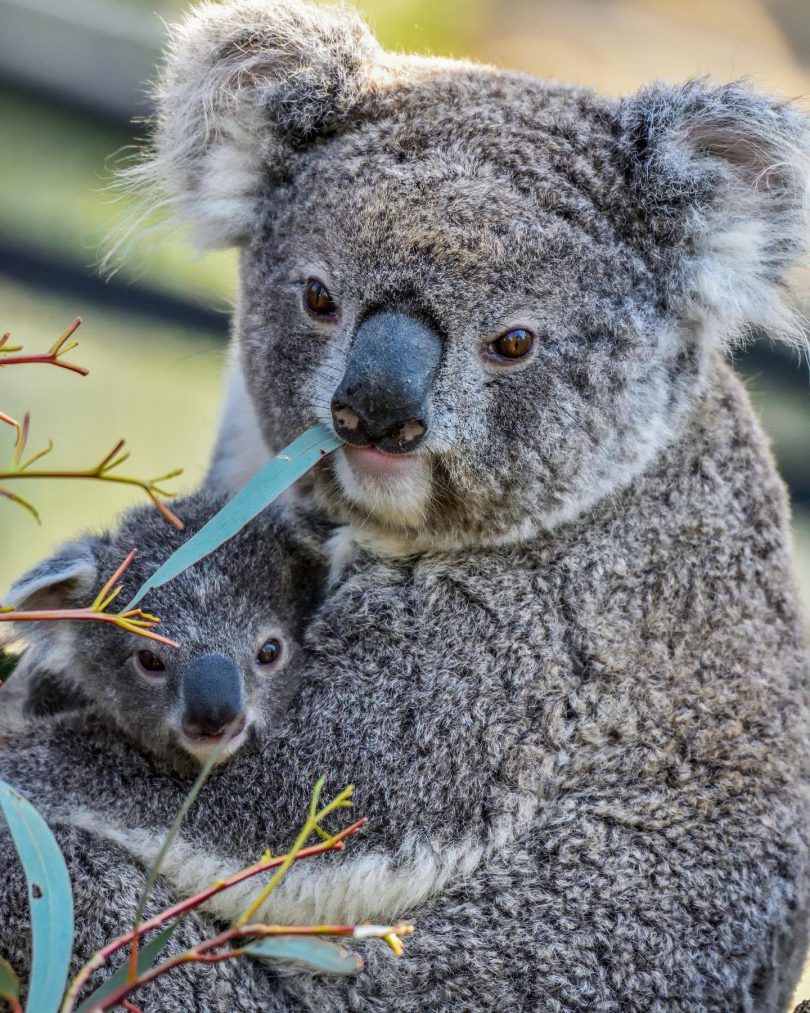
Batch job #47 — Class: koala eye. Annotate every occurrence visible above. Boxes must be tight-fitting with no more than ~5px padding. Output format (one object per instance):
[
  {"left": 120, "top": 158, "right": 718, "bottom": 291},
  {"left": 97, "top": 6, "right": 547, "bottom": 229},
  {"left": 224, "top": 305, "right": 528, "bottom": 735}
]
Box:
[
  {"left": 304, "top": 278, "right": 337, "bottom": 318},
  {"left": 489, "top": 328, "right": 535, "bottom": 361},
  {"left": 135, "top": 649, "right": 166, "bottom": 675},
  {"left": 256, "top": 638, "right": 283, "bottom": 667}
]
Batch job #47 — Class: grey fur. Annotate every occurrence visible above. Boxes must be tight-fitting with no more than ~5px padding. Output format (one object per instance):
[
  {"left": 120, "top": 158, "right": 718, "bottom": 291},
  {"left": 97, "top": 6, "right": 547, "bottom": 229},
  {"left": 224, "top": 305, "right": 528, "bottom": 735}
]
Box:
[
  {"left": 3, "top": 492, "right": 327, "bottom": 769},
  {"left": 0, "top": 494, "right": 327, "bottom": 1003},
  {"left": 0, "top": 817, "right": 279, "bottom": 1010},
  {"left": 8, "top": 0, "right": 810, "bottom": 1008}
]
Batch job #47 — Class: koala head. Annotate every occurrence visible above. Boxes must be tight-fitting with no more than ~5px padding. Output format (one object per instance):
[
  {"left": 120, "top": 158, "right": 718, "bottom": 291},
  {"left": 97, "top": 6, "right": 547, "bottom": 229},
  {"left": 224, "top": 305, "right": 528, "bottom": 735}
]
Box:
[
  {"left": 4, "top": 494, "right": 327, "bottom": 767},
  {"left": 137, "top": 0, "right": 810, "bottom": 548}
]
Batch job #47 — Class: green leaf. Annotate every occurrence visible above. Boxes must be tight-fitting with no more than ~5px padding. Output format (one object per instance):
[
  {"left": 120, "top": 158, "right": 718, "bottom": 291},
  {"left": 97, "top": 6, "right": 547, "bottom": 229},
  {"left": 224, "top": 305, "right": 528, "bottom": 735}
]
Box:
[
  {"left": 0, "top": 651, "right": 20, "bottom": 685},
  {"left": 0, "top": 955, "right": 19, "bottom": 1003},
  {"left": 126, "top": 424, "right": 343, "bottom": 608},
  {"left": 75, "top": 921, "right": 178, "bottom": 1013},
  {"left": 0, "top": 781, "right": 73, "bottom": 1013},
  {"left": 132, "top": 751, "right": 221, "bottom": 933},
  {"left": 244, "top": 935, "right": 363, "bottom": 975}
]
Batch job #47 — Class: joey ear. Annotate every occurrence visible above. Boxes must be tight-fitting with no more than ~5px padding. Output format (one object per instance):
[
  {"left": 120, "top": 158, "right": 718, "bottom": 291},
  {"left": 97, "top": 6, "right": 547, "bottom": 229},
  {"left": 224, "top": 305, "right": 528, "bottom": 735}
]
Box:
[
  {"left": 619, "top": 79, "right": 810, "bottom": 347},
  {"left": 3, "top": 540, "right": 99, "bottom": 681},
  {"left": 6, "top": 540, "right": 99, "bottom": 611},
  {"left": 140, "top": 0, "right": 382, "bottom": 248}
]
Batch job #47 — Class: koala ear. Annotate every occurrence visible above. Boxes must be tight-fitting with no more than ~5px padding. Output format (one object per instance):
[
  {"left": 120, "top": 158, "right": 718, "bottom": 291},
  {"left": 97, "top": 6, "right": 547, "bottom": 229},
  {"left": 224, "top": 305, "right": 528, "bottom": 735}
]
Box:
[
  {"left": 3, "top": 540, "right": 99, "bottom": 684},
  {"left": 137, "top": 0, "right": 382, "bottom": 248},
  {"left": 619, "top": 80, "right": 810, "bottom": 348},
  {"left": 6, "top": 540, "right": 98, "bottom": 611}
]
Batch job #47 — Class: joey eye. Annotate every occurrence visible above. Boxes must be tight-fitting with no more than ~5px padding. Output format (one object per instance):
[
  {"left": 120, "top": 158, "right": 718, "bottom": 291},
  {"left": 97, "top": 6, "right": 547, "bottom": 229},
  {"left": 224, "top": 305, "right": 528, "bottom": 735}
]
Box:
[
  {"left": 256, "top": 638, "right": 282, "bottom": 666},
  {"left": 489, "top": 328, "right": 534, "bottom": 361},
  {"left": 304, "top": 278, "right": 337, "bottom": 318},
  {"left": 136, "top": 649, "right": 166, "bottom": 674}
]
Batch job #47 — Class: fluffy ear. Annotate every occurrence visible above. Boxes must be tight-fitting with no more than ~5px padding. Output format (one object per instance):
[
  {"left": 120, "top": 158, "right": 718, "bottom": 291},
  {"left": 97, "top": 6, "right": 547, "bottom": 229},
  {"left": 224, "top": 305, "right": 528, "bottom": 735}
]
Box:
[
  {"left": 2, "top": 540, "right": 99, "bottom": 687},
  {"left": 6, "top": 540, "right": 98, "bottom": 611},
  {"left": 137, "top": 0, "right": 382, "bottom": 247},
  {"left": 619, "top": 80, "right": 810, "bottom": 348}
]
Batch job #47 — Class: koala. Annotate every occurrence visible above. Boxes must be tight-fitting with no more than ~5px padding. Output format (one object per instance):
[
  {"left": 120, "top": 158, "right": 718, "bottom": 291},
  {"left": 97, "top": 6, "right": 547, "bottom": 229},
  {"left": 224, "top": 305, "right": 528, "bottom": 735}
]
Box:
[
  {"left": 0, "top": 495, "right": 327, "bottom": 1007},
  {"left": 2, "top": 492, "right": 326, "bottom": 769},
  {"left": 98, "top": 1, "right": 810, "bottom": 1009}
]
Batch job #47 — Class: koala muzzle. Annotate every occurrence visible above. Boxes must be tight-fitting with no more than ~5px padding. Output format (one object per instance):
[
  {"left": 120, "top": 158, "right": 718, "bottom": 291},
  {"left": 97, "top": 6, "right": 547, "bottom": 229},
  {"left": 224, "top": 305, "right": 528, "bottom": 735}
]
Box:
[
  {"left": 331, "top": 311, "right": 442, "bottom": 454},
  {"left": 180, "top": 652, "right": 245, "bottom": 740}
]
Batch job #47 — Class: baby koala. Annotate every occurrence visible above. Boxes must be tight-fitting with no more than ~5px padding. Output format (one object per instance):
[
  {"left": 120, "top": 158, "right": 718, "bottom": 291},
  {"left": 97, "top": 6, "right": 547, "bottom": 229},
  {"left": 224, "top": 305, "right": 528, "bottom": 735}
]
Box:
[{"left": 1, "top": 491, "right": 328, "bottom": 769}]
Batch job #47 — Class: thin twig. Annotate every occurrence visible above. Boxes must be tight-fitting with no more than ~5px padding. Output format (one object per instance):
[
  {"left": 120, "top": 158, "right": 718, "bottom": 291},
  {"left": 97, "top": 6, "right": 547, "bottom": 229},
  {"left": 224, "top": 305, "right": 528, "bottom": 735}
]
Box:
[
  {"left": 237, "top": 778, "right": 354, "bottom": 925},
  {"left": 0, "top": 318, "right": 88, "bottom": 376},
  {"left": 0, "top": 607, "right": 177, "bottom": 647},
  {"left": 0, "top": 486, "right": 39, "bottom": 523},
  {"left": 0, "top": 550, "right": 179, "bottom": 647},
  {"left": 61, "top": 820, "right": 367, "bottom": 1012},
  {"left": 126, "top": 746, "right": 225, "bottom": 983},
  {"left": 91, "top": 921, "right": 413, "bottom": 1012},
  {"left": 0, "top": 437, "right": 184, "bottom": 529}
]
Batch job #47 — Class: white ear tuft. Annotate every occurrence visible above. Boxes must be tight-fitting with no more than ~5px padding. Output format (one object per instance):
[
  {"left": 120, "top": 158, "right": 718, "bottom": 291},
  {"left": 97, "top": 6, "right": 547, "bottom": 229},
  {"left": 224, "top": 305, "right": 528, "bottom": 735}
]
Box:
[
  {"left": 621, "top": 79, "right": 810, "bottom": 351},
  {"left": 3, "top": 540, "right": 99, "bottom": 684},
  {"left": 126, "top": 0, "right": 381, "bottom": 249},
  {"left": 6, "top": 540, "right": 98, "bottom": 611}
]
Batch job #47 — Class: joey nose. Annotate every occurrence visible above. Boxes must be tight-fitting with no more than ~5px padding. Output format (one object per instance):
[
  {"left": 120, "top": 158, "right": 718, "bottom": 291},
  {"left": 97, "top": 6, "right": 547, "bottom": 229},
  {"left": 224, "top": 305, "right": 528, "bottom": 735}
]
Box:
[
  {"left": 331, "top": 311, "right": 442, "bottom": 454},
  {"left": 180, "top": 653, "right": 244, "bottom": 740}
]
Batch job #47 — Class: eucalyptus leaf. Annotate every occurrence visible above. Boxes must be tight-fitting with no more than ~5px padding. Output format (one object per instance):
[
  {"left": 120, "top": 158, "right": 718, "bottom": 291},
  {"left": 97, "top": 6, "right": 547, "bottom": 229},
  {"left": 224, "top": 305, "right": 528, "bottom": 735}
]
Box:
[
  {"left": 245, "top": 935, "right": 363, "bottom": 975},
  {"left": 75, "top": 921, "right": 178, "bottom": 1013},
  {"left": 0, "top": 781, "right": 73, "bottom": 1013},
  {"left": 126, "top": 424, "right": 343, "bottom": 608},
  {"left": 0, "top": 652, "right": 19, "bottom": 685},
  {"left": 0, "top": 955, "right": 19, "bottom": 1004}
]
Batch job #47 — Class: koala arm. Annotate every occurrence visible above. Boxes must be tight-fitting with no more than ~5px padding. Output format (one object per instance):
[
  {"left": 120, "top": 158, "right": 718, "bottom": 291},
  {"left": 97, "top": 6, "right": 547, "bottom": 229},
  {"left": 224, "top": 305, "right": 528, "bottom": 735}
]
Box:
[
  {"left": 0, "top": 821, "right": 286, "bottom": 1012},
  {"left": 280, "top": 798, "right": 809, "bottom": 1013}
]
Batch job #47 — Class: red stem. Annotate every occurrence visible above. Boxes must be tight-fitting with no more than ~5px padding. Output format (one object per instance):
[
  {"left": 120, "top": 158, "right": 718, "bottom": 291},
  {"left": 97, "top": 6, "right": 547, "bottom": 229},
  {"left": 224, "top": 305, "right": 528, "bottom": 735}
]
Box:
[
  {"left": 0, "top": 354, "right": 88, "bottom": 376},
  {"left": 97, "top": 923, "right": 371, "bottom": 1011},
  {"left": 64, "top": 819, "right": 366, "bottom": 1011},
  {"left": 0, "top": 609, "right": 179, "bottom": 649},
  {"left": 93, "top": 548, "right": 137, "bottom": 607}
]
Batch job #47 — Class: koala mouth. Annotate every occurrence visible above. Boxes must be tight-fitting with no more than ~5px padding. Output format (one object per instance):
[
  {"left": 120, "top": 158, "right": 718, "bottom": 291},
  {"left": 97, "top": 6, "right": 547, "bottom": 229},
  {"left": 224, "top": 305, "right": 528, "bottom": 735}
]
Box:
[
  {"left": 334, "top": 445, "right": 434, "bottom": 530},
  {"left": 343, "top": 445, "right": 423, "bottom": 477},
  {"left": 179, "top": 713, "right": 249, "bottom": 763}
]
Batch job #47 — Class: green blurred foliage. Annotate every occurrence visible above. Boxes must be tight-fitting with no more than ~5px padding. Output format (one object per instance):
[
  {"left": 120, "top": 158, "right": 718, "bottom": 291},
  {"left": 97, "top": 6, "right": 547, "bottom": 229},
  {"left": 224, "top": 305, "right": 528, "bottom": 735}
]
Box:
[
  {"left": 0, "top": 90, "right": 237, "bottom": 307},
  {"left": 124, "top": 0, "right": 489, "bottom": 56},
  {"left": 0, "top": 277, "right": 223, "bottom": 586}
]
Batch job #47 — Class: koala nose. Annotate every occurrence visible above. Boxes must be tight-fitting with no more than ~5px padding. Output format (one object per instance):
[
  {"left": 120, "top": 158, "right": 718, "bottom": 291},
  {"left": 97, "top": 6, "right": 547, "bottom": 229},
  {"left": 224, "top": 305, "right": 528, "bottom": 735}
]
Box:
[
  {"left": 180, "top": 652, "right": 245, "bottom": 740},
  {"left": 331, "top": 311, "right": 442, "bottom": 454}
]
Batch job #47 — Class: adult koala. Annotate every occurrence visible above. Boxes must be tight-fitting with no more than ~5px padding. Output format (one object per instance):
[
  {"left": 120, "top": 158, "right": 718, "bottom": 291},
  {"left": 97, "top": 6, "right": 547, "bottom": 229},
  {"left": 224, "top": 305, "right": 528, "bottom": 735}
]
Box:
[{"left": 124, "top": 1, "right": 810, "bottom": 1008}]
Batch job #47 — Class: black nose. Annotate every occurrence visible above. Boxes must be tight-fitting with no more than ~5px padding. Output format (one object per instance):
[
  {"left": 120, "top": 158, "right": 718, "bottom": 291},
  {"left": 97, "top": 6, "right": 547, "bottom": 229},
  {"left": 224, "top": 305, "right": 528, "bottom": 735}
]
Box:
[
  {"left": 331, "top": 311, "right": 442, "bottom": 454},
  {"left": 180, "top": 653, "right": 244, "bottom": 739}
]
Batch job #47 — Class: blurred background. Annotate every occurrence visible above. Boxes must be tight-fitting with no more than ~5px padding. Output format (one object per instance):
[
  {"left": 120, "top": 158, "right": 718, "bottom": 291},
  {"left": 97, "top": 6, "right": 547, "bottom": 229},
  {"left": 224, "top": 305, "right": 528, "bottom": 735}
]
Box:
[{"left": 0, "top": 0, "right": 808, "bottom": 602}]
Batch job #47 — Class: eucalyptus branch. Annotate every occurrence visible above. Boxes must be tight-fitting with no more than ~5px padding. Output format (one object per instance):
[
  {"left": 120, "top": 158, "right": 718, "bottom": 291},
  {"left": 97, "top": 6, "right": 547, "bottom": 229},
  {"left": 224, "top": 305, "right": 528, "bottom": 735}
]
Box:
[
  {"left": 0, "top": 318, "right": 88, "bottom": 376},
  {"left": 238, "top": 777, "right": 355, "bottom": 925},
  {"left": 61, "top": 819, "right": 368, "bottom": 1012},
  {"left": 0, "top": 549, "right": 178, "bottom": 647},
  {"left": 0, "top": 426, "right": 184, "bottom": 529},
  {"left": 0, "top": 485, "right": 39, "bottom": 523},
  {"left": 89, "top": 921, "right": 413, "bottom": 1012}
]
